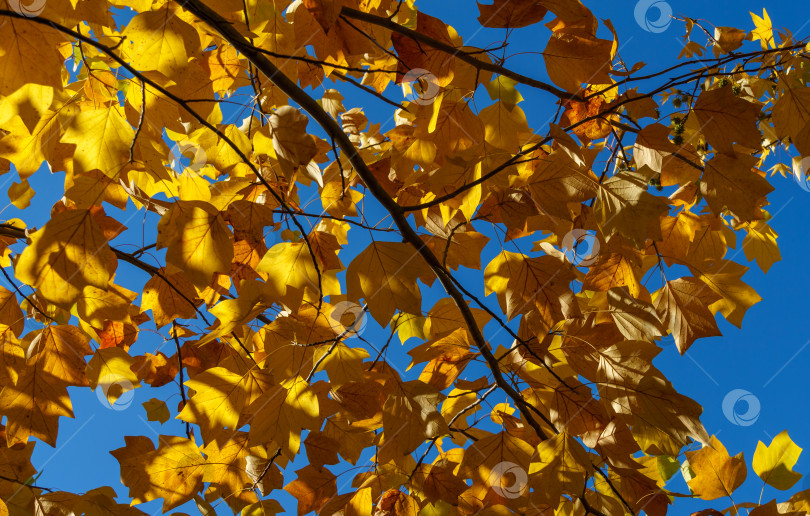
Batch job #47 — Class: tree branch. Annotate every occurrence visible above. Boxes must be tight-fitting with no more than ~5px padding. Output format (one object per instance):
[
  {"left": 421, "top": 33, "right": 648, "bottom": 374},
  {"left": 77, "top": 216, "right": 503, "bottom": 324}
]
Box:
[{"left": 339, "top": 7, "right": 581, "bottom": 102}]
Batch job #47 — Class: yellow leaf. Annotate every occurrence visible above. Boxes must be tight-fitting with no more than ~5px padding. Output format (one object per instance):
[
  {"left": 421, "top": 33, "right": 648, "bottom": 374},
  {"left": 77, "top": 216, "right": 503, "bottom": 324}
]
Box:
[
  {"left": 60, "top": 106, "right": 134, "bottom": 178},
  {"left": 0, "top": 285, "right": 24, "bottom": 337},
  {"left": 753, "top": 430, "right": 803, "bottom": 490},
  {"left": 749, "top": 9, "right": 774, "bottom": 49},
  {"left": 594, "top": 170, "right": 669, "bottom": 248},
  {"left": 375, "top": 489, "right": 419, "bottom": 516},
  {"left": 392, "top": 312, "right": 427, "bottom": 344},
  {"left": 86, "top": 347, "right": 141, "bottom": 406},
  {"left": 269, "top": 106, "right": 318, "bottom": 177},
  {"left": 0, "top": 83, "right": 53, "bottom": 133},
  {"left": 743, "top": 220, "right": 781, "bottom": 273},
  {"left": 7, "top": 180, "right": 34, "bottom": 210},
  {"left": 178, "top": 365, "right": 271, "bottom": 444},
  {"left": 347, "top": 242, "right": 434, "bottom": 326},
  {"left": 25, "top": 325, "right": 91, "bottom": 387},
  {"left": 772, "top": 83, "right": 810, "bottom": 156},
  {"left": 143, "top": 398, "right": 170, "bottom": 424},
  {"left": 0, "top": 344, "right": 75, "bottom": 446},
  {"left": 485, "top": 75, "right": 525, "bottom": 107},
  {"left": 15, "top": 208, "right": 115, "bottom": 309},
  {"left": 607, "top": 286, "right": 666, "bottom": 342},
  {"left": 484, "top": 251, "right": 575, "bottom": 329},
  {"left": 313, "top": 343, "right": 370, "bottom": 388},
  {"left": 247, "top": 376, "right": 320, "bottom": 457},
  {"left": 713, "top": 27, "right": 747, "bottom": 55},
  {"left": 543, "top": 28, "right": 613, "bottom": 93},
  {"left": 257, "top": 241, "right": 340, "bottom": 309},
  {"left": 524, "top": 150, "right": 598, "bottom": 218},
  {"left": 156, "top": 200, "right": 234, "bottom": 289},
  {"left": 685, "top": 435, "right": 747, "bottom": 500},
  {"left": 693, "top": 87, "right": 762, "bottom": 156},
  {"left": 478, "top": 101, "right": 532, "bottom": 153},
  {"left": 241, "top": 500, "right": 284, "bottom": 515},
  {"left": 141, "top": 268, "right": 202, "bottom": 328},
  {"left": 694, "top": 260, "right": 762, "bottom": 328},
  {"left": 653, "top": 278, "right": 722, "bottom": 354},
  {"left": 122, "top": 6, "right": 202, "bottom": 79},
  {"left": 700, "top": 153, "right": 773, "bottom": 222},
  {"left": 529, "top": 432, "right": 593, "bottom": 507},
  {"left": 75, "top": 283, "right": 137, "bottom": 329},
  {"left": 0, "top": 20, "right": 66, "bottom": 96},
  {"left": 284, "top": 465, "right": 337, "bottom": 516},
  {"left": 111, "top": 435, "right": 205, "bottom": 511}
]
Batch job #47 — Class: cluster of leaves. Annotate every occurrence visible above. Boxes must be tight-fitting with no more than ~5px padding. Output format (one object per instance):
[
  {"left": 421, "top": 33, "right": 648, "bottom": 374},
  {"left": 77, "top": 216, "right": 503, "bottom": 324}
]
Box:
[{"left": 0, "top": 0, "right": 809, "bottom": 514}]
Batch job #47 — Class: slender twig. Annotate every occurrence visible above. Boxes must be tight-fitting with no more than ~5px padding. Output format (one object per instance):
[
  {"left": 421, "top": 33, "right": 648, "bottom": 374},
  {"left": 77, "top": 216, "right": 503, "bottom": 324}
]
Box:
[
  {"left": 129, "top": 79, "right": 146, "bottom": 163},
  {"left": 0, "top": 265, "right": 54, "bottom": 322},
  {"left": 340, "top": 7, "right": 581, "bottom": 102},
  {"left": 0, "top": 474, "right": 53, "bottom": 493},
  {"left": 249, "top": 447, "right": 282, "bottom": 495},
  {"left": 172, "top": 322, "right": 192, "bottom": 439}
]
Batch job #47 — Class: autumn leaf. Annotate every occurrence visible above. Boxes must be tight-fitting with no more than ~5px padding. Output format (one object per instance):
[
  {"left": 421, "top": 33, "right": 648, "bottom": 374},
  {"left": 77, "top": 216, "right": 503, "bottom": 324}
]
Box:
[
  {"left": 753, "top": 430, "right": 803, "bottom": 490},
  {"left": 86, "top": 347, "right": 141, "bottom": 406},
  {"left": 594, "top": 170, "right": 669, "bottom": 248},
  {"left": 111, "top": 435, "right": 206, "bottom": 511},
  {"left": 693, "top": 86, "right": 762, "bottom": 155},
  {"left": 284, "top": 465, "right": 337, "bottom": 516},
  {"left": 141, "top": 268, "right": 202, "bottom": 328},
  {"left": 685, "top": 436, "right": 747, "bottom": 500},
  {"left": 477, "top": 0, "right": 547, "bottom": 28},
  {"left": 654, "top": 278, "right": 722, "bottom": 354},
  {"left": 156, "top": 200, "right": 234, "bottom": 290},
  {"left": 177, "top": 365, "right": 272, "bottom": 444},
  {"left": 529, "top": 432, "right": 593, "bottom": 507},
  {"left": 347, "top": 242, "right": 434, "bottom": 326},
  {"left": 15, "top": 208, "right": 115, "bottom": 309}
]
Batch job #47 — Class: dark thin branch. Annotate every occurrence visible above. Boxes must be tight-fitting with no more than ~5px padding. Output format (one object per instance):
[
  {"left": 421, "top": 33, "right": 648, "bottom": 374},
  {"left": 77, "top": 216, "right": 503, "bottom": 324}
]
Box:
[
  {"left": 340, "top": 7, "right": 581, "bottom": 102},
  {"left": 332, "top": 70, "right": 407, "bottom": 112},
  {"left": 306, "top": 304, "right": 368, "bottom": 381},
  {"left": 0, "top": 474, "right": 53, "bottom": 493},
  {"left": 270, "top": 209, "right": 398, "bottom": 233},
  {"left": 0, "top": 264, "right": 54, "bottom": 322},
  {"left": 129, "top": 78, "right": 146, "bottom": 163},
  {"left": 368, "top": 329, "right": 396, "bottom": 371},
  {"left": 172, "top": 322, "right": 192, "bottom": 439},
  {"left": 249, "top": 447, "right": 282, "bottom": 495}
]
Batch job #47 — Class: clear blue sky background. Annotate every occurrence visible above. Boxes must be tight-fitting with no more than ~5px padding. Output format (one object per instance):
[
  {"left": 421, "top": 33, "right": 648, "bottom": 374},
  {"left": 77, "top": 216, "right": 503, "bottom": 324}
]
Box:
[{"left": 2, "top": 1, "right": 810, "bottom": 514}]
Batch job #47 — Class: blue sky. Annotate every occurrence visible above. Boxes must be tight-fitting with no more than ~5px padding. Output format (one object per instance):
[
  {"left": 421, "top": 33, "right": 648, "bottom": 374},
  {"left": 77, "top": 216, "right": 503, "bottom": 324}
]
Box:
[{"left": 2, "top": 0, "right": 810, "bottom": 514}]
